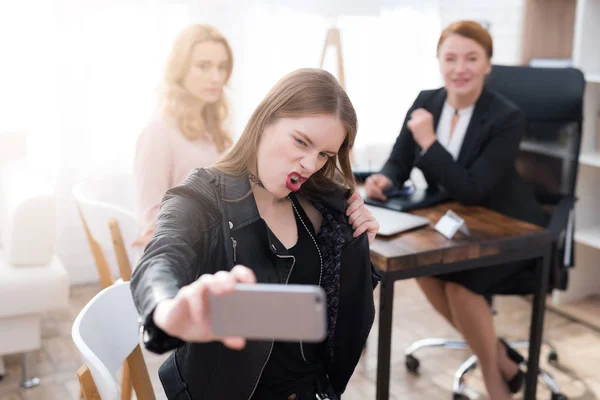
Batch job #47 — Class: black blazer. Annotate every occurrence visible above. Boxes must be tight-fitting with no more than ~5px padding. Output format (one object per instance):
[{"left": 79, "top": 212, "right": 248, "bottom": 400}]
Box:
[{"left": 380, "top": 87, "right": 545, "bottom": 226}]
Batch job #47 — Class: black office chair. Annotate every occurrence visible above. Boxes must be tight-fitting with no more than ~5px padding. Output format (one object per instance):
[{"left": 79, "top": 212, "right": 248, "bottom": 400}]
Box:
[{"left": 403, "top": 65, "right": 585, "bottom": 400}]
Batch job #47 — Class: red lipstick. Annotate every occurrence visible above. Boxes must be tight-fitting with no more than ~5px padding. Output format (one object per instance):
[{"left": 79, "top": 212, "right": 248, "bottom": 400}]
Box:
[{"left": 286, "top": 172, "right": 307, "bottom": 192}]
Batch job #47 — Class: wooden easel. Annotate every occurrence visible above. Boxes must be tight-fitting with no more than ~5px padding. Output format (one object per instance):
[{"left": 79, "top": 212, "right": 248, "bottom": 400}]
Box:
[
  {"left": 320, "top": 27, "right": 345, "bottom": 89},
  {"left": 320, "top": 27, "right": 356, "bottom": 164}
]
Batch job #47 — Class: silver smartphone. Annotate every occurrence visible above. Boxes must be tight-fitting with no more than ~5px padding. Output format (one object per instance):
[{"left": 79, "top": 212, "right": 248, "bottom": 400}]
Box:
[{"left": 209, "top": 283, "right": 327, "bottom": 342}]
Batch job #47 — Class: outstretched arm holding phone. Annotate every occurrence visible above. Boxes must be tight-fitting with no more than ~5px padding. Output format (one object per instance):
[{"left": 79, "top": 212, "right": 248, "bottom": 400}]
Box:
[{"left": 153, "top": 265, "right": 256, "bottom": 350}]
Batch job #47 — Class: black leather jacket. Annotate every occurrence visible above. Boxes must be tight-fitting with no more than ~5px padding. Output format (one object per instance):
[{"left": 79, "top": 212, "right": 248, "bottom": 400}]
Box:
[{"left": 131, "top": 168, "right": 380, "bottom": 399}]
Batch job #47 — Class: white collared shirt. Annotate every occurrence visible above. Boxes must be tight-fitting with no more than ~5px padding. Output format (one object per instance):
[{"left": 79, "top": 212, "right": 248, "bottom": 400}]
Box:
[{"left": 435, "top": 101, "right": 475, "bottom": 160}]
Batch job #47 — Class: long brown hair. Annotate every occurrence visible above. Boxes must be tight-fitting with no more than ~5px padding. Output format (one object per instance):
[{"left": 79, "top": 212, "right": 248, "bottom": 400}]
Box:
[
  {"left": 214, "top": 68, "right": 357, "bottom": 197},
  {"left": 437, "top": 20, "right": 493, "bottom": 59},
  {"left": 161, "top": 24, "right": 233, "bottom": 152}
]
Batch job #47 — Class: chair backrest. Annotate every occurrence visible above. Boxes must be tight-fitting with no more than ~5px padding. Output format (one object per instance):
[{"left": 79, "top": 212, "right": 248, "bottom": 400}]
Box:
[
  {"left": 485, "top": 65, "right": 585, "bottom": 201},
  {"left": 486, "top": 65, "right": 585, "bottom": 290},
  {"left": 73, "top": 174, "right": 139, "bottom": 249},
  {"left": 73, "top": 174, "right": 141, "bottom": 286},
  {"left": 72, "top": 281, "right": 154, "bottom": 400}
]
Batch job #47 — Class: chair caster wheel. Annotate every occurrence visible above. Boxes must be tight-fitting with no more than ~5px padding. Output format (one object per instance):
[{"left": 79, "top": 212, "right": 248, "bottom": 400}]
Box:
[
  {"left": 548, "top": 351, "right": 559, "bottom": 363},
  {"left": 551, "top": 394, "right": 568, "bottom": 400},
  {"left": 453, "top": 393, "right": 470, "bottom": 400},
  {"left": 405, "top": 354, "right": 420, "bottom": 374}
]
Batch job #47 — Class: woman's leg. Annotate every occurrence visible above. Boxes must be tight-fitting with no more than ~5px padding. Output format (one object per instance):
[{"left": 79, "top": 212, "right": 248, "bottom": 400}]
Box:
[
  {"left": 444, "top": 282, "right": 511, "bottom": 400},
  {"left": 417, "top": 277, "right": 519, "bottom": 394},
  {"left": 416, "top": 277, "right": 456, "bottom": 328}
]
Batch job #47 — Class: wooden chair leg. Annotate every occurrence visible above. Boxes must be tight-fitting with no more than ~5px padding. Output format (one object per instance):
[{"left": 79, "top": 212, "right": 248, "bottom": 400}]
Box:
[
  {"left": 126, "top": 345, "right": 156, "bottom": 400},
  {"left": 120, "top": 362, "right": 133, "bottom": 400},
  {"left": 77, "top": 363, "right": 134, "bottom": 400},
  {"left": 109, "top": 219, "right": 133, "bottom": 281},
  {"left": 77, "top": 365, "right": 101, "bottom": 400},
  {"left": 78, "top": 207, "right": 114, "bottom": 289}
]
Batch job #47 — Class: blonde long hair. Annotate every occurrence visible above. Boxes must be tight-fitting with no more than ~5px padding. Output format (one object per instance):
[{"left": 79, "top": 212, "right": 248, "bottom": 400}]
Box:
[
  {"left": 161, "top": 24, "right": 233, "bottom": 152},
  {"left": 214, "top": 68, "right": 357, "bottom": 197}
]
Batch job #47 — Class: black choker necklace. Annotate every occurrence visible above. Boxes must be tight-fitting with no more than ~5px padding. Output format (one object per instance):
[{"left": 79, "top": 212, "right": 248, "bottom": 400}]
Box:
[{"left": 248, "top": 172, "right": 264, "bottom": 188}]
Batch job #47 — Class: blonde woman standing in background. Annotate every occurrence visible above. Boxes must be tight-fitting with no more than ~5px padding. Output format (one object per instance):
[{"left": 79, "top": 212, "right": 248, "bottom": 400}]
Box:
[{"left": 134, "top": 24, "right": 234, "bottom": 248}]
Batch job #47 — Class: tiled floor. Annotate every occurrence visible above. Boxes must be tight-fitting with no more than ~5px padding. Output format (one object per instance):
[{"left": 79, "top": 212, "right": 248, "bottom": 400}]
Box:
[{"left": 1, "top": 280, "right": 599, "bottom": 400}]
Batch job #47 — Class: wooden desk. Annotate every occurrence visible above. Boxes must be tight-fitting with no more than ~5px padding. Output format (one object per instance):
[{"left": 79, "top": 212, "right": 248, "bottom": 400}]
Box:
[{"left": 370, "top": 202, "right": 552, "bottom": 400}]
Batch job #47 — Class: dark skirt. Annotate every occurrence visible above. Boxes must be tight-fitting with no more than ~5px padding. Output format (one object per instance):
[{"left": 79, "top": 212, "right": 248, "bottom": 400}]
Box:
[{"left": 435, "top": 259, "right": 540, "bottom": 296}]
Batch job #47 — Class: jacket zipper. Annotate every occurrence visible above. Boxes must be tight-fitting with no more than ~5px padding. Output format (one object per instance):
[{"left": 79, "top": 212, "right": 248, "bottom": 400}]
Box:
[
  {"left": 231, "top": 237, "right": 237, "bottom": 263},
  {"left": 289, "top": 198, "right": 324, "bottom": 362},
  {"left": 247, "top": 253, "right": 296, "bottom": 400}
]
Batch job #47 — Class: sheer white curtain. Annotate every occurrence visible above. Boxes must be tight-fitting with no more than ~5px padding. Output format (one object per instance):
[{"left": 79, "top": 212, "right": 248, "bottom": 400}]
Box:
[{"left": 1, "top": 0, "right": 442, "bottom": 283}]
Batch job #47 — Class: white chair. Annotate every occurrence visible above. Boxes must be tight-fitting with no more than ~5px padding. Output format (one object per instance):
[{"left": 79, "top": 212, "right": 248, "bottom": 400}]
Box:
[
  {"left": 0, "top": 130, "right": 27, "bottom": 247},
  {"left": 72, "top": 174, "right": 141, "bottom": 286},
  {"left": 72, "top": 281, "right": 155, "bottom": 400},
  {"left": 72, "top": 174, "right": 141, "bottom": 399},
  {"left": 0, "top": 190, "right": 69, "bottom": 387}
]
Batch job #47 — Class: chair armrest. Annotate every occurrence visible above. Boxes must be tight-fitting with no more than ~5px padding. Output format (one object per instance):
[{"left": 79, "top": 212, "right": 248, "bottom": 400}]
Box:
[
  {"left": 4, "top": 194, "right": 56, "bottom": 266},
  {"left": 547, "top": 196, "right": 576, "bottom": 287},
  {"left": 546, "top": 195, "right": 575, "bottom": 243}
]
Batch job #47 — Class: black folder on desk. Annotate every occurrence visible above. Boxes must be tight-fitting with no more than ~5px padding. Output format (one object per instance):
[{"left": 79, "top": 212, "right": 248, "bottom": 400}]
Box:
[{"left": 364, "top": 187, "right": 449, "bottom": 212}]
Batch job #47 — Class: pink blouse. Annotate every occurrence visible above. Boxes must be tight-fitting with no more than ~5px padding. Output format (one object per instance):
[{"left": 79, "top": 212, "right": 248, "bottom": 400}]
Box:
[{"left": 134, "top": 113, "right": 222, "bottom": 234}]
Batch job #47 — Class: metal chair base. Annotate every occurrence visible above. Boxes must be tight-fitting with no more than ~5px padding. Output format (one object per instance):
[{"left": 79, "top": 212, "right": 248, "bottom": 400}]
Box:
[
  {"left": 20, "top": 352, "right": 40, "bottom": 389},
  {"left": 404, "top": 338, "right": 568, "bottom": 399}
]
